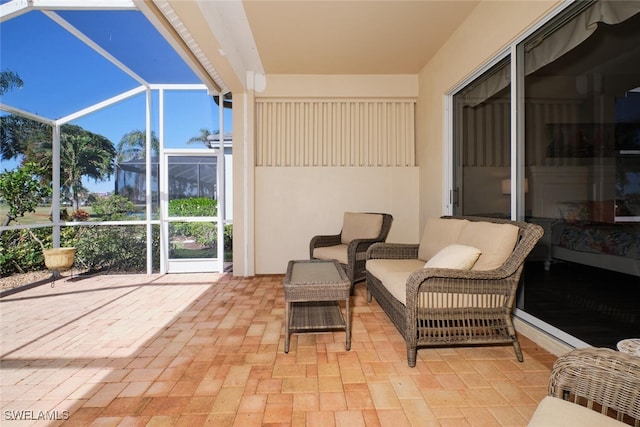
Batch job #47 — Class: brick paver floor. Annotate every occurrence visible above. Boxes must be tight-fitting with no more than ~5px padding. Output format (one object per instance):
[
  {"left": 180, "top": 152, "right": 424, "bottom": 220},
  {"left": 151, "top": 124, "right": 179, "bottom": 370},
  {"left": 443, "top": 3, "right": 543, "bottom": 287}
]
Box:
[{"left": 0, "top": 273, "right": 557, "bottom": 426}]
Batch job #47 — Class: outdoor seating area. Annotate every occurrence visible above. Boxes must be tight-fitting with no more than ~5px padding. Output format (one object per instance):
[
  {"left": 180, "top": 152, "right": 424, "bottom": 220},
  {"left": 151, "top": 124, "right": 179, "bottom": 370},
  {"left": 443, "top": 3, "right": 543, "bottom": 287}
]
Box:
[
  {"left": 3, "top": 3, "right": 640, "bottom": 425},
  {"left": 366, "top": 216, "right": 544, "bottom": 367},
  {"left": 1, "top": 272, "right": 559, "bottom": 426}
]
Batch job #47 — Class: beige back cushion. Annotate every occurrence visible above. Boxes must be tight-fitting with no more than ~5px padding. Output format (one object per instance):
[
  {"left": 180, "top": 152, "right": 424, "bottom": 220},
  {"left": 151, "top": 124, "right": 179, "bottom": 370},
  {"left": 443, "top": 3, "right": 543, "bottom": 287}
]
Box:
[
  {"left": 341, "top": 212, "right": 383, "bottom": 244},
  {"left": 418, "top": 218, "right": 469, "bottom": 261},
  {"left": 456, "top": 221, "right": 519, "bottom": 270}
]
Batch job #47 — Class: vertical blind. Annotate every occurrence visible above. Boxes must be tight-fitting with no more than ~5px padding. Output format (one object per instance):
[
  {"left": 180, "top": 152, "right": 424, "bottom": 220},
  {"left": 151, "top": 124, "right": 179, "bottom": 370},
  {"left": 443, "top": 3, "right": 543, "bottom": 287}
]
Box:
[{"left": 256, "top": 99, "right": 416, "bottom": 167}]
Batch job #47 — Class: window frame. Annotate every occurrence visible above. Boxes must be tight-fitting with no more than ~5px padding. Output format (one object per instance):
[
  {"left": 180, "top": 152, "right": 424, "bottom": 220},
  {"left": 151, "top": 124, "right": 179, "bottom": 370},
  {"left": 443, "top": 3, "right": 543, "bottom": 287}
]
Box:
[
  {"left": 444, "top": 1, "right": 580, "bottom": 217},
  {"left": 443, "top": 0, "right": 603, "bottom": 349}
]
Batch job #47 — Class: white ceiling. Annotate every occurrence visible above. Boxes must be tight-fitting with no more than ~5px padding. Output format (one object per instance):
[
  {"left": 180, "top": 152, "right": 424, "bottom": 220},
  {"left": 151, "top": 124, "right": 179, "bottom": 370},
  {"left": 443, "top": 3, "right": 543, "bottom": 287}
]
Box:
[
  {"left": 161, "top": 0, "right": 481, "bottom": 92},
  {"left": 241, "top": 0, "right": 480, "bottom": 75}
]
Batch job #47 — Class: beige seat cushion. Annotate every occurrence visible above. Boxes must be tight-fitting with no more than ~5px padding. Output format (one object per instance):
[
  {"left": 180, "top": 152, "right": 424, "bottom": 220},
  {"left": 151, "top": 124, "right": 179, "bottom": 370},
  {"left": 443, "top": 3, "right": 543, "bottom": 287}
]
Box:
[
  {"left": 368, "top": 258, "right": 500, "bottom": 308},
  {"left": 341, "top": 212, "right": 383, "bottom": 244},
  {"left": 424, "top": 244, "right": 481, "bottom": 270},
  {"left": 313, "top": 244, "right": 349, "bottom": 264},
  {"left": 366, "top": 259, "right": 425, "bottom": 305},
  {"left": 528, "top": 396, "right": 626, "bottom": 427},
  {"left": 418, "top": 218, "right": 469, "bottom": 261},
  {"left": 456, "top": 221, "right": 519, "bottom": 270}
]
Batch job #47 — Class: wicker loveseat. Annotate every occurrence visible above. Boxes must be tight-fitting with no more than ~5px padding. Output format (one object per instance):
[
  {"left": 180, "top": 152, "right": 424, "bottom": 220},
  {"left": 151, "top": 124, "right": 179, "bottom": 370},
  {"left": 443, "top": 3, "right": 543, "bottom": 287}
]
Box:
[
  {"left": 366, "top": 215, "right": 543, "bottom": 367},
  {"left": 528, "top": 347, "right": 640, "bottom": 426},
  {"left": 310, "top": 212, "right": 393, "bottom": 291}
]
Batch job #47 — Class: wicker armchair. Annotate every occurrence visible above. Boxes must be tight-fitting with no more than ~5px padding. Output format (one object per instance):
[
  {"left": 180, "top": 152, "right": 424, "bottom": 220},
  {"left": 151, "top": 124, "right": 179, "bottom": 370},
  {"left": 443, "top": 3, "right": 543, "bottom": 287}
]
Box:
[
  {"left": 528, "top": 347, "right": 640, "bottom": 426},
  {"left": 310, "top": 212, "right": 393, "bottom": 290},
  {"left": 366, "top": 216, "right": 543, "bottom": 367}
]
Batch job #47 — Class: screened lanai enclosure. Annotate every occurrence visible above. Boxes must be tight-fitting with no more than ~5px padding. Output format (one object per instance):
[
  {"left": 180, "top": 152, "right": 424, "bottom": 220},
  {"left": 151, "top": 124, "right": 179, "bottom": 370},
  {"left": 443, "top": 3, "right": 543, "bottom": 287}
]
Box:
[{"left": 0, "top": 0, "right": 233, "bottom": 277}]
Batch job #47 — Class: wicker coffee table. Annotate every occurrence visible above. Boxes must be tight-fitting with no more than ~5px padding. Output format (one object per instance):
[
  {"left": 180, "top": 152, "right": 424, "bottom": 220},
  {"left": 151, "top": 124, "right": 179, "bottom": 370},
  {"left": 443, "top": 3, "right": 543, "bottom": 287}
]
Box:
[{"left": 283, "top": 259, "right": 351, "bottom": 353}]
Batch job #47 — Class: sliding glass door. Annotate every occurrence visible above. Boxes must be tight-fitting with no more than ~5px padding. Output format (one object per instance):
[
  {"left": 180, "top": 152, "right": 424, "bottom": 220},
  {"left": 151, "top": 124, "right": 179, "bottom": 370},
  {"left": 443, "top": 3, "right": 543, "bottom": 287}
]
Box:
[
  {"left": 450, "top": 0, "right": 640, "bottom": 348},
  {"left": 518, "top": 1, "right": 640, "bottom": 347}
]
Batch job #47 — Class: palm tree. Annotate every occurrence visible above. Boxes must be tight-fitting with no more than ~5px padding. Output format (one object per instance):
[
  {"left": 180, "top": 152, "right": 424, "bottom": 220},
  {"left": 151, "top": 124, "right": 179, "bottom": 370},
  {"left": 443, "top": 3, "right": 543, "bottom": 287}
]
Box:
[
  {"left": 0, "top": 115, "right": 50, "bottom": 162},
  {"left": 0, "top": 70, "right": 23, "bottom": 96},
  {"left": 187, "top": 128, "right": 219, "bottom": 148},
  {"left": 116, "top": 130, "right": 159, "bottom": 163},
  {"left": 58, "top": 132, "right": 114, "bottom": 209},
  {"left": 115, "top": 130, "right": 159, "bottom": 203},
  {"left": 1, "top": 117, "right": 115, "bottom": 209}
]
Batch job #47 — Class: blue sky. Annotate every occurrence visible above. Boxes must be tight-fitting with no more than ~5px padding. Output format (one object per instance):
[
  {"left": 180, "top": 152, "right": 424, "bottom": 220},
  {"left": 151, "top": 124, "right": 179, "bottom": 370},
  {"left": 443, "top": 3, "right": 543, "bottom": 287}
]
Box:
[{"left": 0, "top": 7, "right": 231, "bottom": 193}]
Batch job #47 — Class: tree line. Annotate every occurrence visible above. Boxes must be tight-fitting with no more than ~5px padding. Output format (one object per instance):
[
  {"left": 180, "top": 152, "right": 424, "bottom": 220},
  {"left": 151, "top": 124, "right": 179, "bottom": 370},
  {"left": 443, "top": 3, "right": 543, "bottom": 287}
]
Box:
[
  {"left": 1, "top": 71, "right": 222, "bottom": 222},
  {"left": 0, "top": 71, "right": 159, "bottom": 215}
]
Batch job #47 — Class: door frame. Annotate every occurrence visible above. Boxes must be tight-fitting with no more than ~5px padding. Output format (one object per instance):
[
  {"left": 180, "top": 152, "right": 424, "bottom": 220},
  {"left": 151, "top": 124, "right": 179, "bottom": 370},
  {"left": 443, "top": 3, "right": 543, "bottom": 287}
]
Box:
[{"left": 160, "top": 149, "right": 224, "bottom": 273}]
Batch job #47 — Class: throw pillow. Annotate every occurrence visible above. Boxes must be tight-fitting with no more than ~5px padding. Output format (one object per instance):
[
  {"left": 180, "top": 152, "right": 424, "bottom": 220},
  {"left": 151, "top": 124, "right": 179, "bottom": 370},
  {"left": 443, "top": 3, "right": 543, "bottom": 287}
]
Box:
[{"left": 424, "top": 244, "right": 482, "bottom": 270}]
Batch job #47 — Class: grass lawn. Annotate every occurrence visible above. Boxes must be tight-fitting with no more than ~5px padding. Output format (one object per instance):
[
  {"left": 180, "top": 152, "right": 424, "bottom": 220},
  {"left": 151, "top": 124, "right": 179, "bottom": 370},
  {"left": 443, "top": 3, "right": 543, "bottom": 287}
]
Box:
[
  {"left": 0, "top": 205, "right": 53, "bottom": 225},
  {"left": 0, "top": 204, "right": 97, "bottom": 225}
]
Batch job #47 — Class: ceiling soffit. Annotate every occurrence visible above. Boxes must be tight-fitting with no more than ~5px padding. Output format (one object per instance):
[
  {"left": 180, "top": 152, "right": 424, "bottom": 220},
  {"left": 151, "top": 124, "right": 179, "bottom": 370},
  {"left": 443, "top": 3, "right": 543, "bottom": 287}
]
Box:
[
  {"left": 242, "top": 1, "right": 479, "bottom": 75},
  {"left": 145, "top": 0, "right": 266, "bottom": 94},
  {"left": 153, "top": 0, "right": 479, "bottom": 93}
]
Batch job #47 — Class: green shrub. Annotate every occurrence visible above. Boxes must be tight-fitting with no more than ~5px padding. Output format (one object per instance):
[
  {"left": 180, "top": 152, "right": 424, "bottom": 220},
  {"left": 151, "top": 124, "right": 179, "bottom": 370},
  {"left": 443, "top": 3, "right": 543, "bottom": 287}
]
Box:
[
  {"left": 69, "top": 224, "right": 158, "bottom": 273},
  {"left": 0, "top": 162, "right": 51, "bottom": 226},
  {"left": 223, "top": 224, "right": 233, "bottom": 251},
  {"left": 0, "top": 223, "right": 160, "bottom": 277},
  {"left": 1, "top": 195, "right": 229, "bottom": 277},
  {"left": 168, "top": 197, "right": 217, "bottom": 217},
  {"left": 0, "top": 228, "right": 50, "bottom": 276},
  {"left": 92, "top": 194, "right": 136, "bottom": 220},
  {"left": 169, "top": 198, "right": 220, "bottom": 250}
]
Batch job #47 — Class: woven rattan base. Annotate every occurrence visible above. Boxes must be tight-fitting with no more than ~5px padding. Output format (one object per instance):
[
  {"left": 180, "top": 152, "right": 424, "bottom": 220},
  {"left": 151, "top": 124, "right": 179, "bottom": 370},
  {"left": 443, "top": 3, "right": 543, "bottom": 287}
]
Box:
[
  {"left": 283, "top": 260, "right": 351, "bottom": 353},
  {"left": 288, "top": 301, "right": 346, "bottom": 331}
]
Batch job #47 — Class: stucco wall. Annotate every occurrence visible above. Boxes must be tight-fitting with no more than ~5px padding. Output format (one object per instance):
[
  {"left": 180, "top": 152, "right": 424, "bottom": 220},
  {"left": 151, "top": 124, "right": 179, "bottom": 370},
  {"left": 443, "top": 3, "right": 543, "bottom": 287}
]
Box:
[
  {"left": 231, "top": 92, "right": 255, "bottom": 277},
  {"left": 261, "top": 75, "right": 418, "bottom": 98},
  {"left": 416, "top": 0, "right": 561, "bottom": 228},
  {"left": 253, "top": 74, "right": 420, "bottom": 274},
  {"left": 255, "top": 166, "right": 419, "bottom": 274}
]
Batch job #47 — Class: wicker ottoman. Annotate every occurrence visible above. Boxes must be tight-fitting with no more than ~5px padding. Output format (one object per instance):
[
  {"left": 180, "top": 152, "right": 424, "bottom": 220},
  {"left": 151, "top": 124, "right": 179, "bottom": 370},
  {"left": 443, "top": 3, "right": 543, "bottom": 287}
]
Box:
[{"left": 283, "top": 259, "right": 351, "bottom": 353}]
